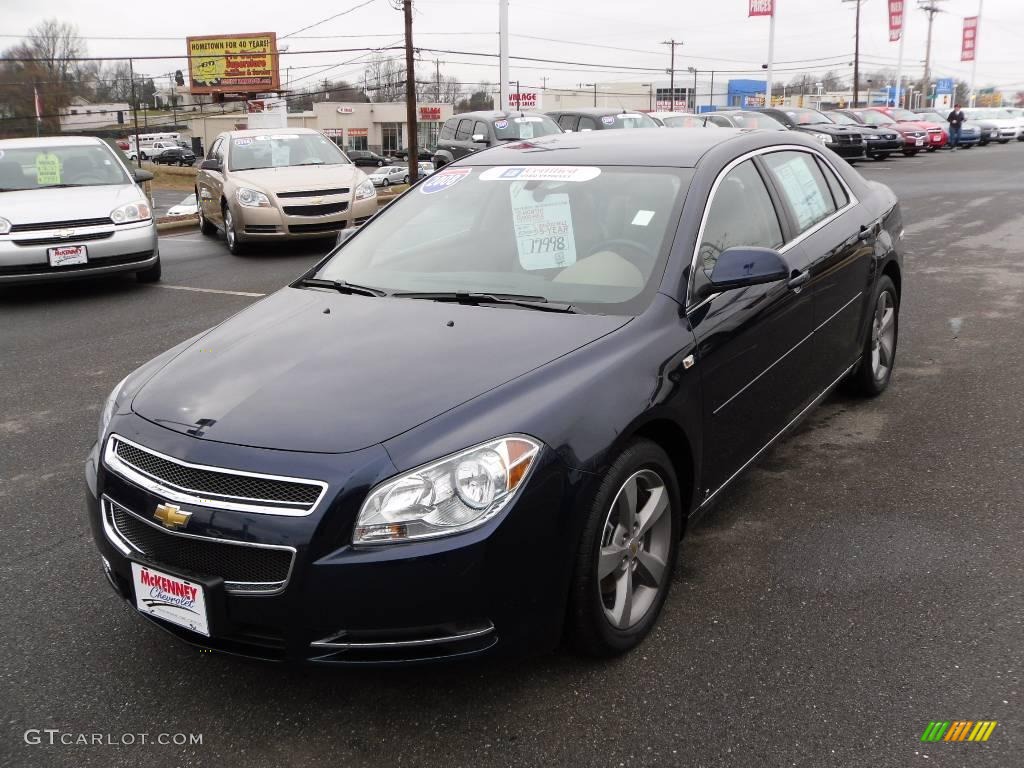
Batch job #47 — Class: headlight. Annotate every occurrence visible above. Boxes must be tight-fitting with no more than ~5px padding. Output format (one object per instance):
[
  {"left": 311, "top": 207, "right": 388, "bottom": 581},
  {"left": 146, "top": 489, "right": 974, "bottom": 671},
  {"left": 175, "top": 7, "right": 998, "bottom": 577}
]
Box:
[
  {"left": 354, "top": 179, "right": 376, "bottom": 201},
  {"left": 235, "top": 188, "right": 272, "bottom": 208},
  {"left": 98, "top": 375, "right": 129, "bottom": 445},
  {"left": 812, "top": 133, "right": 834, "bottom": 144},
  {"left": 353, "top": 435, "right": 541, "bottom": 545},
  {"left": 0, "top": 217, "right": 10, "bottom": 235},
  {"left": 111, "top": 201, "right": 151, "bottom": 224}
]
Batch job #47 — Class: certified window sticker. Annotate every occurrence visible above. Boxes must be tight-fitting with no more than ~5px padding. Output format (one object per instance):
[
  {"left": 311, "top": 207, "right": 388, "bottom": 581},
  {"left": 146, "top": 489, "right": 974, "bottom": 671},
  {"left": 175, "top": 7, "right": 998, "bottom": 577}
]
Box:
[{"left": 479, "top": 166, "right": 601, "bottom": 183}]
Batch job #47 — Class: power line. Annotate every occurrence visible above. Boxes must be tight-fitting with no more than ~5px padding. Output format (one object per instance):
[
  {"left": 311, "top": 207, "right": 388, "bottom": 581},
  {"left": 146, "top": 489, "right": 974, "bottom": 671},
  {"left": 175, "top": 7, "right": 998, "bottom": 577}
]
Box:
[{"left": 282, "top": 0, "right": 381, "bottom": 39}]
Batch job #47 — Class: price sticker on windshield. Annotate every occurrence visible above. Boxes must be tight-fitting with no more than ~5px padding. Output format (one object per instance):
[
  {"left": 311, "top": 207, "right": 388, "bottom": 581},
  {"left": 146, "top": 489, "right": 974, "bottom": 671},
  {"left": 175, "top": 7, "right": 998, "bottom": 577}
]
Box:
[
  {"left": 509, "top": 182, "right": 577, "bottom": 271},
  {"left": 35, "top": 152, "right": 61, "bottom": 185}
]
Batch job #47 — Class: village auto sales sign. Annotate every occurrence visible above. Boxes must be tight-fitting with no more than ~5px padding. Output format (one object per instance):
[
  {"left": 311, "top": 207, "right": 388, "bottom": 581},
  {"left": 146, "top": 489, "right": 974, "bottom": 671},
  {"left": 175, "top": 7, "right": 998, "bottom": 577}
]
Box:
[{"left": 749, "top": 0, "right": 773, "bottom": 16}]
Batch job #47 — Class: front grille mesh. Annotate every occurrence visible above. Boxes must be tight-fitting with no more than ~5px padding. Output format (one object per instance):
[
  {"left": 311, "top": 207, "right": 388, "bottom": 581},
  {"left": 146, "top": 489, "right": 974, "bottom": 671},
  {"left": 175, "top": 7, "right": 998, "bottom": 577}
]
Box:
[
  {"left": 283, "top": 202, "right": 348, "bottom": 217},
  {"left": 9, "top": 217, "right": 113, "bottom": 233},
  {"left": 113, "top": 438, "right": 322, "bottom": 509},
  {"left": 109, "top": 501, "right": 292, "bottom": 588}
]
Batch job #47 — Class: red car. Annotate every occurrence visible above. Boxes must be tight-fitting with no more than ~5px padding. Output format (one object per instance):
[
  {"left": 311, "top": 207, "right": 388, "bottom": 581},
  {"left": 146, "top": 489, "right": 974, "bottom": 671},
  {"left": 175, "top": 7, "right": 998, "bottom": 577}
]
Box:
[{"left": 866, "top": 107, "right": 947, "bottom": 151}]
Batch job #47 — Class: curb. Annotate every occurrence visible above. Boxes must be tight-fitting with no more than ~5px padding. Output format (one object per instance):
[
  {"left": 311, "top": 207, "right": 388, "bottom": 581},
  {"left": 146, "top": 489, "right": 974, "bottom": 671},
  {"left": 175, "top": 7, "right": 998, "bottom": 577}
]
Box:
[{"left": 156, "top": 216, "right": 199, "bottom": 232}]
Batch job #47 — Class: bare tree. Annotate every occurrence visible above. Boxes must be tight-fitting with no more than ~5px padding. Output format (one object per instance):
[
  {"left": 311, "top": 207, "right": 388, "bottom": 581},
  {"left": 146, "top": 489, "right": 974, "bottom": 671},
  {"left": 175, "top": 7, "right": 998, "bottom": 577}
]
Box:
[{"left": 362, "top": 54, "right": 406, "bottom": 102}]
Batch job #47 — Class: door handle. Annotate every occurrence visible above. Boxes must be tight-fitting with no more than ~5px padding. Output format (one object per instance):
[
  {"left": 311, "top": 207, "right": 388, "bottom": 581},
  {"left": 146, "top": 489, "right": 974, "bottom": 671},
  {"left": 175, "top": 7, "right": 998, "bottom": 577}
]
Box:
[
  {"left": 787, "top": 269, "right": 810, "bottom": 291},
  {"left": 858, "top": 221, "right": 879, "bottom": 241}
]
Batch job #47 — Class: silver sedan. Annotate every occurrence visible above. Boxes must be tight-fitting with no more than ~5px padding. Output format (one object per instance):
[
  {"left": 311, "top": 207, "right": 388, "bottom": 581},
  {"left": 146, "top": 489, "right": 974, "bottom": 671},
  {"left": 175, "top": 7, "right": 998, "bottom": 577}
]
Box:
[{"left": 367, "top": 165, "right": 409, "bottom": 187}]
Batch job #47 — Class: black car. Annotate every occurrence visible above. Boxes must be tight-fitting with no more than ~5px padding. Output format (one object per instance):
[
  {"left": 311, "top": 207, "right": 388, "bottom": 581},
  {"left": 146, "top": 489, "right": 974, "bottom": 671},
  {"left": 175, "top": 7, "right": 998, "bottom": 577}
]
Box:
[
  {"left": 152, "top": 147, "right": 196, "bottom": 166},
  {"left": 88, "top": 128, "right": 903, "bottom": 664},
  {"left": 701, "top": 110, "right": 788, "bottom": 130},
  {"left": 546, "top": 107, "right": 660, "bottom": 132},
  {"left": 391, "top": 147, "right": 436, "bottom": 162},
  {"left": 824, "top": 110, "right": 902, "bottom": 160},
  {"left": 346, "top": 150, "right": 389, "bottom": 168},
  {"left": 760, "top": 107, "right": 867, "bottom": 160},
  {"left": 433, "top": 111, "right": 561, "bottom": 168},
  {"left": 832, "top": 109, "right": 928, "bottom": 157}
]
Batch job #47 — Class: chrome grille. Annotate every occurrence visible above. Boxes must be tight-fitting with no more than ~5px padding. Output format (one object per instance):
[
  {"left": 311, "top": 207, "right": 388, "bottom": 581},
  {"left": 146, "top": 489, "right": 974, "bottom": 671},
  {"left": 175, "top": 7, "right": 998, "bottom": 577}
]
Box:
[
  {"left": 104, "top": 498, "right": 293, "bottom": 594},
  {"left": 107, "top": 435, "right": 326, "bottom": 514},
  {"left": 276, "top": 188, "right": 349, "bottom": 199},
  {"left": 9, "top": 217, "right": 113, "bottom": 233}
]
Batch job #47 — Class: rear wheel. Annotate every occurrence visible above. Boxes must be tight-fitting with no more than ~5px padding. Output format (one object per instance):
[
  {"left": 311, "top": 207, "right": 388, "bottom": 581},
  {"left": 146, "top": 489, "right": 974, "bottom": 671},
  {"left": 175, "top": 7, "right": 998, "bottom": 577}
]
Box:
[
  {"left": 871, "top": 152, "right": 890, "bottom": 161},
  {"left": 567, "top": 439, "right": 681, "bottom": 657},
  {"left": 382, "top": 178, "right": 389, "bottom": 187},
  {"left": 197, "top": 193, "right": 217, "bottom": 236},
  {"left": 848, "top": 275, "right": 899, "bottom": 397},
  {"left": 135, "top": 256, "right": 162, "bottom": 283},
  {"left": 998, "top": 139, "right": 1009, "bottom": 144},
  {"left": 403, "top": 175, "right": 409, "bottom": 184}
]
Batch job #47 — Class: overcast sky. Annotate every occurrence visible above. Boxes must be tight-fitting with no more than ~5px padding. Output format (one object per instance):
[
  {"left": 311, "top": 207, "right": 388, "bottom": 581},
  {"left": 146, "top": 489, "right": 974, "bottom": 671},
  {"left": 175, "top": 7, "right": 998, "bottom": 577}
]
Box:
[{"left": 4, "top": 0, "right": 1021, "bottom": 96}]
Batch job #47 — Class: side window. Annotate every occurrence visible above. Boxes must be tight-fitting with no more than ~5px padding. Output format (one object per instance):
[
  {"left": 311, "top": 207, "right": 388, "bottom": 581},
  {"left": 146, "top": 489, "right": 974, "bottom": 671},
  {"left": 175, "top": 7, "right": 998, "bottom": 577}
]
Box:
[
  {"left": 815, "top": 155, "right": 850, "bottom": 209},
  {"left": 577, "top": 116, "right": 598, "bottom": 131},
  {"left": 698, "top": 160, "right": 783, "bottom": 273},
  {"left": 708, "top": 116, "right": 730, "bottom": 127},
  {"left": 762, "top": 151, "right": 837, "bottom": 233},
  {"left": 439, "top": 119, "right": 457, "bottom": 141},
  {"left": 455, "top": 119, "right": 472, "bottom": 141},
  {"left": 558, "top": 114, "right": 579, "bottom": 131},
  {"left": 473, "top": 121, "right": 489, "bottom": 139}
]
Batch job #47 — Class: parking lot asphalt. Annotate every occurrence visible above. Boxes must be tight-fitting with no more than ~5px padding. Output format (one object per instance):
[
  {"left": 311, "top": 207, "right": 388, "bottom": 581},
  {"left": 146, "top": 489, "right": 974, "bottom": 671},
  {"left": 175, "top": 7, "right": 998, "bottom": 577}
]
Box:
[{"left": 1, "top": 144, "right": 1022, "bottom": 768}]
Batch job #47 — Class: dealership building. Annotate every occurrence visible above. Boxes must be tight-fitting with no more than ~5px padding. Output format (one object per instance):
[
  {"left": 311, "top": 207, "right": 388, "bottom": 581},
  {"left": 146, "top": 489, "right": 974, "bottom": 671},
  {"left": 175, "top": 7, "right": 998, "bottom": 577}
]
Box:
[{"left": 186, "top": 101, "right": 454, "bottom": 156}]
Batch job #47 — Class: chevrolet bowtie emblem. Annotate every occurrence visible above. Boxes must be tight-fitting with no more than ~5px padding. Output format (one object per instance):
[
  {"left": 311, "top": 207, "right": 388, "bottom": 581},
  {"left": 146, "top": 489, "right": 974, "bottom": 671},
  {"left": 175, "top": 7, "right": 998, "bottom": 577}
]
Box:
[
  {"left": 57, "top": 229, "right": 75, "bottom": 238},
  {"left": 153, "top": 503, "right": 191, "bottom": 530}
]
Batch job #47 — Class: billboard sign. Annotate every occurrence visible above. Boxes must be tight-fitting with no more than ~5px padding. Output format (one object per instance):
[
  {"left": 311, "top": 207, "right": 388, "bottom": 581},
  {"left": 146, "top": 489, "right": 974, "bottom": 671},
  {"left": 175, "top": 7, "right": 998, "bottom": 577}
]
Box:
[
  {"left": 888, "top": 1, "right": 904, "bottom": 42},
  {"left": 935, "top": 78, "right": 954, "bottom": 95},
  {"left": 749, "top": 0, "right": 773, "bottom": 17},
  {"left": 961, "top": 16, "right": 978, "bottom": 62},
  {"left": 508, "top": 92, "right": 542, "bottom": 111},
  {"left": 187, "top": 33, "right": 280, "bottom": 95}
]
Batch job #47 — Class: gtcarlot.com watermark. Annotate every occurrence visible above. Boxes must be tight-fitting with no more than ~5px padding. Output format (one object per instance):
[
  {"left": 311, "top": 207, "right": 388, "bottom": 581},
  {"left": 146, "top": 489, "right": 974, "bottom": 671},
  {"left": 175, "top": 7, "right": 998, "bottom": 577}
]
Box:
[{"left": 24, "top": 729, "right": 203, "bottom": 747}]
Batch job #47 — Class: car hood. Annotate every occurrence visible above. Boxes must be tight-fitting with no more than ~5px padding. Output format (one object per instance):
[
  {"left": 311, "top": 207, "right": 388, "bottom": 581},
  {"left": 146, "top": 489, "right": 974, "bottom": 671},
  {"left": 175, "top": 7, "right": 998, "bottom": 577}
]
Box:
[
  {"left": 895, "top": 120, "right": 935, "bottom": 130},
  {"left": 0, "top": 184, "right": 144, "bottom": 225},
  {"left": 227, "top": 164, "right": 363, "bottom": 193},
  {"left": 131, "top": 287, "right": 629, "bottom": 453},
  {"left": 793, "top": 124, "right": 861, "bottom": 136}
]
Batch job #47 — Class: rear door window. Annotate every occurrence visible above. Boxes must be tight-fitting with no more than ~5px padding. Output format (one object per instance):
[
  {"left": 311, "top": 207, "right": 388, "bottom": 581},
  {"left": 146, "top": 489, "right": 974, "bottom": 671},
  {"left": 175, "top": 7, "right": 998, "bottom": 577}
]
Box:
[
  {"left": 577, "top": 116, "right": 598, "bottom": 131},
  {"left": 557, "top": 114, "right": 579, "bottom": 131},
  {"left": 455, "top": 120, "right": 473, "bottom": 141}
]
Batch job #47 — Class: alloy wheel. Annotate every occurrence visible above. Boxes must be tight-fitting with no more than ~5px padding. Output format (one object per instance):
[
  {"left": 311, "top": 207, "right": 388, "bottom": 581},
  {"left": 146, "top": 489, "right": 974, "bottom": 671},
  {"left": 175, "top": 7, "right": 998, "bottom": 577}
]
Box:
[
  {"left": 225, "top": 209, "right": 236, "bottom": 249},
  {"left": 870, "top": 290, "right": 896, "bottom": 381},
  {"left": 598, "top": 469, "right": 672, "bottom": 629}
]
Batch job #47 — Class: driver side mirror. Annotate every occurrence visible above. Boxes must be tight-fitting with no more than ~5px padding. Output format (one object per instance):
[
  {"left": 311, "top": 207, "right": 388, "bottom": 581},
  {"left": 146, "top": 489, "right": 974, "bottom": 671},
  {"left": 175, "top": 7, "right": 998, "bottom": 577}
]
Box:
[
  {"left": 200, "top": 158, "right": 222, "bottom": 171},
  {"left": 132, "top": 168, "right": 154, "bottom": 183},
  {"left": 698, "top": 246, "right": 790, "bottom": 299}
]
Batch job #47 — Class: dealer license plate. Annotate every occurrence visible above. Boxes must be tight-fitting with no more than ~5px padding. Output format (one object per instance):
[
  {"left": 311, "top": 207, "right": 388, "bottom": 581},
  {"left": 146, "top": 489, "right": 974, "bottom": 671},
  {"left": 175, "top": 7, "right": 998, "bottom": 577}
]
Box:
[
  {"left": 915, "top": 138, "right": 924, "bottom": 146},
  {"left": 131, "top": 562, "right": 210, "bottom": 636},
  {"left": 47, "top": 245, "right": 88, "bottom": 267}
]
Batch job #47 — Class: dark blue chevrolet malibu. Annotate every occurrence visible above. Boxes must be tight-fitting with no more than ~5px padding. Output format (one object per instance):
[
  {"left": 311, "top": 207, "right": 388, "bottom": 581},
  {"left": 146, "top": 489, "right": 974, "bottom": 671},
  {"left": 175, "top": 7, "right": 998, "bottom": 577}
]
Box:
[{"left": 88, "top": 128, "right": 903, "bottom": 663}]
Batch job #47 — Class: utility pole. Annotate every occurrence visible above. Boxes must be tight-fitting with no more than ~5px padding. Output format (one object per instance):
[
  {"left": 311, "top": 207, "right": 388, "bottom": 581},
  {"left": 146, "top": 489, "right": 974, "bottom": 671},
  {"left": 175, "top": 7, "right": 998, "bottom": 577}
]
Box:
[
  {"left": 842, "top": 0, "right": 863, "bottom": 107},
  {"left": 919, "top": 0, "right": 948, "bottom": 109},
  {"left": 709, "top": 71, "right": 715, "bottom": 109},
  {"left": 435, "top": 58, "right": 441, "bottom": 102},
  {"left": 499, "top": 0, "right": 510, "bottom": 111},
  {"left": 129, "top": 58, "right": 141, "bottom": 168},
  {"left": 402, "top": 0, "right": 419, "bottom": 183},
  {"left": 689, "top": 67, "right": 698, "bottom": 110},
  {"left": 661, "top": 39, "right": 683, "bottom": 110}
]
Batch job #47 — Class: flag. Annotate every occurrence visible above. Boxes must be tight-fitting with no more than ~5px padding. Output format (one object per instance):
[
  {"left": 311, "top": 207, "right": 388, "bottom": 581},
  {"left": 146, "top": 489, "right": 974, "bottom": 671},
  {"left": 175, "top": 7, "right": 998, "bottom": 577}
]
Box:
[
  {"left": 888, "top": 1, "right": 904, "bottom": 42},
  {"left": 961, "top": 16, "right": 978, "bottom": 62},
  {"left": 34, "top": 85, "right": 43, "bottom": 122}
]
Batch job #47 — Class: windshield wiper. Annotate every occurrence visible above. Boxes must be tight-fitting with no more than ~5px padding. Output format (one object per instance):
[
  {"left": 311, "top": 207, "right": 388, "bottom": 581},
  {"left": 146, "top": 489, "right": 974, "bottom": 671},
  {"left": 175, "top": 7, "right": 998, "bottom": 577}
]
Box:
[
  {"left": 392, "top": 291, "right": 577, "bottom": 313},
  {"left": 297, "top": 277, "right": 387, "bottom": 297}
]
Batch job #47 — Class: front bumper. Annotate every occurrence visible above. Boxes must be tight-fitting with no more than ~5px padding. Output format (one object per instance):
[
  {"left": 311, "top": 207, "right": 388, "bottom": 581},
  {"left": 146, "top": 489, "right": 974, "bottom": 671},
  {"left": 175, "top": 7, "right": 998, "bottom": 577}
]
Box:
[
  {"left": 827, "top": 141, "right": 866, "bottom": 159},
  {"left": 234, "top": 195, "right": 378, "bottom": 242},
  {"left": 86, "top": 416, "right": 578, "bottom": 664},
  {"left": 865, "top": 137, "right": 902, "bottom": 153},
  {"left": 0, "top": 221, "right": 158, "bottom": 285}
]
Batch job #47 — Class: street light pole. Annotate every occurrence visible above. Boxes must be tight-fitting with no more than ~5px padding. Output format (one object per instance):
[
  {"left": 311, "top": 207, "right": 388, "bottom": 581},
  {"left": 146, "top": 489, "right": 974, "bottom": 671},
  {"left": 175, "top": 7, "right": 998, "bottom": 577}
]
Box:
[
  {"left": 661, "top": 39, "right": 683, "bottom": 110},
  {"left": 688, "top": 67, "right": 697, "bottom": 111}
]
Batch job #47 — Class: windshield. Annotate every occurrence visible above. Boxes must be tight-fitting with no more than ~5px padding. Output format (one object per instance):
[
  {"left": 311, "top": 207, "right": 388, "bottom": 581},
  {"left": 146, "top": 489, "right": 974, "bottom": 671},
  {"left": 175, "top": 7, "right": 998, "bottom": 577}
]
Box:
[
  {"left": 782, "top": 108, "right": 833, "bottom": 125},
  {"left": 178, "top": 194, "right": 197, "bottom": 206},
  {"left": 857, "top": 111, "right": 895, "bottom": 126},
  {"left": 493, "top": 116, "right": 561, "bottom": 141},
  {"left": 826, "top": 111, "right": 858, "bottom": 126},
  {"left": 228, "top": 133, "right": 352, "bottom": 171},
  {"left": 602, "top": 113, "right": 659, "bottom": 129},
  {"left": 0, "top": 143, "right": 131, "bottom": 191},
  {"left": 889, "top": 108, "right": 920, "bottom": 121},
  {"left": 728, "top": 111, "right": 786, "bottom": 130},
  {"left": 663, "top": 115, "right": 708, "bottom": 128},
  {"left": 316, "top": 165, "right": 692, "bottom": 314}
]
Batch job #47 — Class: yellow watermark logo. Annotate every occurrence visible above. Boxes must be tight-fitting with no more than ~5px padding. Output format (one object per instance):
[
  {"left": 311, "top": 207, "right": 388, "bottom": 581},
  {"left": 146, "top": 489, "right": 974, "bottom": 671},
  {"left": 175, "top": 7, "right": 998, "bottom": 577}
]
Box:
[{"left": 921, "top": 721, "right": 997, "bottom": 742}]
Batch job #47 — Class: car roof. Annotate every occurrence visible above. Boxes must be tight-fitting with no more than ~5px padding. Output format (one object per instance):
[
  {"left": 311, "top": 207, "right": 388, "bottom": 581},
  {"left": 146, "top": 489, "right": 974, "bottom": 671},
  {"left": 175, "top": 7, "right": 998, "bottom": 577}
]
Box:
[
  {"left": 546, "top": 107, "right": 650, "bottom": 116},
  {"left": 0, "top": 135, "right": 106, "bottom": 148},
  {"left": 450, "top": 110, "right": 549, "bottom": 121},
  {"left": 457, "top": 127, "right": 801, "bottom": 168}
]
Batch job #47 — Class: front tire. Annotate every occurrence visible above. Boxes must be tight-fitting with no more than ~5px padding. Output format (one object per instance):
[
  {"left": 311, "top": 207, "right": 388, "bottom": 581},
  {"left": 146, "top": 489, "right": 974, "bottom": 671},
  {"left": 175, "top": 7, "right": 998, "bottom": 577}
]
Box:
[
  {"left": 223, "top": 207, "right": 245, "bottom": 255},
  {"left": 902, "top": 149, "right": 919, "bottom": 157},
  {"left": 382, "top": 178, "right": 389, "bottom": 187},
  {"left": 403, "top": 175, "right": 409, "bottom": 184},
  {"left": 567, "top": 439, "right": 681, "bottom": 657},
  {"left": 135, "top": 256, "right": 162, "bottom": 283},
  {"left": 848, "top": 275, "right": 899, "bottom": 397},
  {"left": 871, "top": 152, "right": 890, "bottom": 161}
]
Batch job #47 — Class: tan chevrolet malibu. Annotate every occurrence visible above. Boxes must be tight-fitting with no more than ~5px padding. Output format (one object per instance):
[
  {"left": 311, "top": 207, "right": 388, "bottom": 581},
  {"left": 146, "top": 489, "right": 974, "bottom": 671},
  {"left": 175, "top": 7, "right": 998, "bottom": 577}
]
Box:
[{"left": 195, "top": 127, "right": 377, "bottom": 254}]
